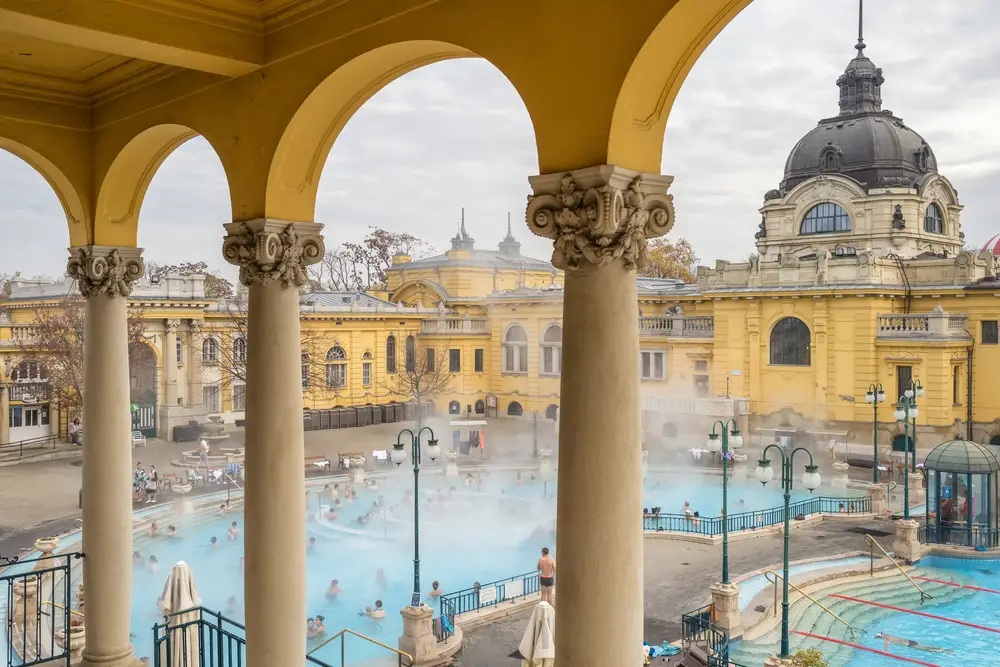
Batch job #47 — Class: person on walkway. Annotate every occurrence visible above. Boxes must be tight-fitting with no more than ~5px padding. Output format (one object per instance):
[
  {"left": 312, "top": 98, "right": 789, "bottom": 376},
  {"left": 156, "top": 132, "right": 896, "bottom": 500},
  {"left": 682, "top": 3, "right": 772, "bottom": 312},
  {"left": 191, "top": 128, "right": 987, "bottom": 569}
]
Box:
[
  {"left": 537, "top": 547, "right": 556, "bottom": 603},
  {"left": 69, "top": 418, "right": 82, "bottom": 445},
  {"left": 146, "top": 465, "right": 159, "bottom": 503}
]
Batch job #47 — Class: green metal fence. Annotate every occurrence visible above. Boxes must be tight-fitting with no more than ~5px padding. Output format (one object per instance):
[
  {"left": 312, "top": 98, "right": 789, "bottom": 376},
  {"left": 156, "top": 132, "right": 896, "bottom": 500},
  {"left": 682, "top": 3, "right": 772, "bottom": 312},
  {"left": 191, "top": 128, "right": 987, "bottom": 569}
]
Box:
[
  {"left": 644, "top": 496, "right": 870, "bottom": 535},
  {"left": 435, "top": 570, "right": 539, "bottom": 641}
]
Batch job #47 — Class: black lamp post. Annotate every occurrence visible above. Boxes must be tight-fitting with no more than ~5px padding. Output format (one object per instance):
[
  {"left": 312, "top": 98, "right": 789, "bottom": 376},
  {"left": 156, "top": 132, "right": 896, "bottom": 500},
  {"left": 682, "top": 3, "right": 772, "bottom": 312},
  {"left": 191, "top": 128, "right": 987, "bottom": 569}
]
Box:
[
  {"left": 756, "top": 445, "right": 821, "bottom": 659},
  {"left": 391, "top": 427, "right": 440, "bottom": 604},
  {"left": 865, "top": 383, "right": 886, "bottom": 482},
  {"left": 894, "top": 393, "right": 919, "bottom": 520},
  {"left": 705, "top": 419, "right": 743, "bottom": 584}
]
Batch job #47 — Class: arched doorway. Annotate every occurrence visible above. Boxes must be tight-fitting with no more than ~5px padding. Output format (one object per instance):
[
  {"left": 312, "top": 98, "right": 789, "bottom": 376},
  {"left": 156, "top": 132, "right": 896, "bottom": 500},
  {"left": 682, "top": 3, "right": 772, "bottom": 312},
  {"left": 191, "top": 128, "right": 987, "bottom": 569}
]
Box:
[
  {"left": 507, "top": 401, "right": 524, "bottom": 417},
  {"left": 545, "top": 404, "right": 559, "bottom": 420},
  {"left": 892, "top": 434, "right": 915, "bottom": 453},
  {"left": 474, "top": 399, "right": 485, "bottom": 415},
  {"left": 128, "top": 342, "right": 158, "bottom": 437}
]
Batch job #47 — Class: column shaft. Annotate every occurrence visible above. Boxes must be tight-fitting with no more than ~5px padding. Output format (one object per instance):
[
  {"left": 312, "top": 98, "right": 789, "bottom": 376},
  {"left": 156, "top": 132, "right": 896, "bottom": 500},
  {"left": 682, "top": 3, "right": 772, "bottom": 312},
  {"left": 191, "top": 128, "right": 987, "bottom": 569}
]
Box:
[
  {"left": 164, "top": 324, "right": 180, "bottom": 406},
  {"left": 556, "top": 262, "right": 643, "bottom": 665},
  {"left": 188, "top": 325, "right": 203, "bottom": 407},
  {"left": 67, "top": 246, "right": 144, "bottom": 667},
  {"left": 0, "top": 383, "right": 9, "bottom": 444}
]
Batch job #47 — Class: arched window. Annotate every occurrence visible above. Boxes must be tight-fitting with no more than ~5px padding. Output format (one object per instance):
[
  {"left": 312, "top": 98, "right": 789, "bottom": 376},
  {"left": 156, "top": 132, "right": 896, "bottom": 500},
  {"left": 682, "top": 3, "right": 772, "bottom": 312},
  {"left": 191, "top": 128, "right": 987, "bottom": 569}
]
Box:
[
  {"left": 503, "top": 324, "right": 528, "bottom": 374},
  {"left": 386, "top": 335, "right": 397, "bottom": 374},
  {"left": 474, "top": 399, "right": 485, "bottom": 414},
  {"left": 769, "top": 317, "right": 811, "bottom": 366},
  {"left": 989, "top": 435, "right": 1000, "bottom": 448},
  {"left": 362, "top": 351, "right": 372, "bottom": 387},
  {"left": 924, "top": 203, "right": 944, "bottom": 234},
  {"left": 448, "top": 400, "right": 461, "bottom": 415},
  {"left": 202, "top": 337, "right": 219, "bottom": 363},
  {"left": 232, "top": 337, "right": 247, "bottom": 364},
  {"left": 326, "top": 346, "right": 347, "bottom": 388},
  {"left": 507, "top": 401, "right": 523, "bottom": 417},
  {"left": 405, "top": 335, "right": 416, "bottom": 373},
  {"left": 800, "top": 202, "right": 851, "bottom": 234},
  {"left": 545, "top": 404, "right": 559, "bottom": 420},
  {"left": 541, "top": 324, "right": 562, "bottom": 375}
]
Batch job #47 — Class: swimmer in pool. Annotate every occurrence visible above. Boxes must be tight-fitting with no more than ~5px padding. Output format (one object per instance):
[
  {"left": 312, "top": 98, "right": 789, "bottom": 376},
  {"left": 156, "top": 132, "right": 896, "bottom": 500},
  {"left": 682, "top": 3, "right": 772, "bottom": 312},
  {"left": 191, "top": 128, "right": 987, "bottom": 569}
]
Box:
[
  {"left": 326, "top": 579, "right": 342, "bottom": 599},
  {"left": 875, "top": 632, "right": 953, "bottom": 654}
]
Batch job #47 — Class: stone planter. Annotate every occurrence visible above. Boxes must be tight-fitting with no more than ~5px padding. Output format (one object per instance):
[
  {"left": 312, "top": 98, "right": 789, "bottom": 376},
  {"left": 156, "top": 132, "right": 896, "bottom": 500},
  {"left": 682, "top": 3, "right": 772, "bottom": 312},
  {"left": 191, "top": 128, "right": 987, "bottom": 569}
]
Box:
[
  {"left": 445, "top": 452, "right": 459, "bottom": 478},
  {"left": 172, "top": 483, "right": 193, "bottom": 495},
  {"left": 56, "top": 623, "right": 86, "bottom": 658},
  {"left": 33, "top": 537, "right": 60, "bottom": 570}
]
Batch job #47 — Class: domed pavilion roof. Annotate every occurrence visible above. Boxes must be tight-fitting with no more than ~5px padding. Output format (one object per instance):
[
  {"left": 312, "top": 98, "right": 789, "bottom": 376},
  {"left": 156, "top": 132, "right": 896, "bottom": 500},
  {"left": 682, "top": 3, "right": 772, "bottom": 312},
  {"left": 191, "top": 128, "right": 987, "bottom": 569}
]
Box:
[
  {"left": 924, "top": 436, "right": 1000, "bottom": 475},
  {"left": 778, "top": 18, "right": 937, "bottom": 193}
]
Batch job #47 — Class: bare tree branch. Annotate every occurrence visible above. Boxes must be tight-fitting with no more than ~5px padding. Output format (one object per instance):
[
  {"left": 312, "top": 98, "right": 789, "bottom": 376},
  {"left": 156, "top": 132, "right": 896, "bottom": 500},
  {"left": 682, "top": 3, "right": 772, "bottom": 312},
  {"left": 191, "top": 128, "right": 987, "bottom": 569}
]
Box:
[{"left": 380, "top": 340, "right": 454, "bottom": 428}]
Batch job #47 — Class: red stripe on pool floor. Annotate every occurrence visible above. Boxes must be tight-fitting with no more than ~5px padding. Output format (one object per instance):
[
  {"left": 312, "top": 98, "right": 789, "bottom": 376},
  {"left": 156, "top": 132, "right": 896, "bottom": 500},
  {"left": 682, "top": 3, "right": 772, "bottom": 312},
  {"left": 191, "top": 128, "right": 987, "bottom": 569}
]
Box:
[
  {"left": 828, "top": 593, "right": 1000, "bottom": 633},
  {"left": 914, "top": 575, "right": 1000, "bottom": 595},
  {"left": 792, "top": 631, "right": 942, "bottom": 667}
]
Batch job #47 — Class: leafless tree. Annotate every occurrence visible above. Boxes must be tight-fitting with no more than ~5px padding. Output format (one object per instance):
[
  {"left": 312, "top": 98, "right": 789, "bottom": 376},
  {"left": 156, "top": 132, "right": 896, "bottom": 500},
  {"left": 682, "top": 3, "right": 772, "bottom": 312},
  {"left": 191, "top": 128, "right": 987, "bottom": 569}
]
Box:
[
  {"left": 380, "top": 340, "right": 454, "bottom": 428},
  {"left": 308, "top": 247, "right": 359, "bottom": 291}
]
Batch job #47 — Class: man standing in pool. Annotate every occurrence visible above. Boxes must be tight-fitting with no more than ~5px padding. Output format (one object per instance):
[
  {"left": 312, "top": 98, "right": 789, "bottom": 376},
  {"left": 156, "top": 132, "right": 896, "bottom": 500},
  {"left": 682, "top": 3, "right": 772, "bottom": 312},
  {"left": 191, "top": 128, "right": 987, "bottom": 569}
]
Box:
[{"left": 537, "top": 547, "right": 556, "bottom": 604}]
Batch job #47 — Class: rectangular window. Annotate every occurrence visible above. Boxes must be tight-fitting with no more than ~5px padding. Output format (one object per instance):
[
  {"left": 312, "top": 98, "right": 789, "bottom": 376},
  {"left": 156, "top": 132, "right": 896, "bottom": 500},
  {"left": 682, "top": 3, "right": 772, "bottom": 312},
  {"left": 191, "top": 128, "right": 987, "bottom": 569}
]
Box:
[
  {"left": 694, "top": 360, "right": 708, "bottom": 372},
  {"left": 40, "top": 406, "right": 49, "bottom": 426},
  {"left": 326, "top": 364, "right": 346, "bottom": 388},
  {"left": 176, "top": 337, "right": 183, "bottom": 364},
  {"left": 640, "top": 351, "right": 666, "bottom": 380},
  {"left": 24, "top": 408, "right": 38, "bottom": 427},
  {"left": 474, "top": 348, "right": 484, "bottom": 373},
  {"left": 953, "top": 366, "right": 960, "bottom": 405},
  {"left": 301, "top": 354, "right": 309, "bottom": 389},
  {"left": 232, "top": 384, "right": 246, "bottom": 412},
  {"left": 449, "top": 349, "right": 461, "bottom": 372},
  {"left": 9, "top": 406, "right": 21, "bottom": 428},
  {"left": 204, "top": 386, "right": 221, "bottom": 413},
  {"left": 362, "top": 362, "right": 372, "bottom": 386},
  {"left": 896, "top": 365, "right": 912, "bottom": 402},
  {"left": 983, "top": 320, "right": 998, "bottom": 345},
  {"left": 426, "top": 348, "right": 435, "bottom": 372}
]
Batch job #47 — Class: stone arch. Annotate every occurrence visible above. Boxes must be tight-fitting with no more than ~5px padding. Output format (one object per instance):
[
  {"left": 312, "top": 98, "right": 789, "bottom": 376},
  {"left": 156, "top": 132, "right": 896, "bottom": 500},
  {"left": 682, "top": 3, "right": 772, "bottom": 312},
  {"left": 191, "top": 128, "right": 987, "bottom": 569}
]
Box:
[
  {"left": 95, "top": 124, "right": 232, "bottom": 247},
  {"left": 507, "top": 401, "right": 524, "bottom": 417},
  {"left": 474, "top": 399, "right": 485, "bottom": 415},
  {"left": 128, "top": 341, "right": 159, "bottom": 405},
  {"left": 267, "top": 40, "right": 539, "bottom": 222},
  {"left": 0, "top": 138, "right": 89, "bottom": 246},
  {"left": 608, "top": 0, "right": 754, "bottom": 172},
  {"left": 545, "top": 404, "right": 559, "bottom": 421},
  {"left": 448, "top": 400, "right": 461, "bottom": 415}
]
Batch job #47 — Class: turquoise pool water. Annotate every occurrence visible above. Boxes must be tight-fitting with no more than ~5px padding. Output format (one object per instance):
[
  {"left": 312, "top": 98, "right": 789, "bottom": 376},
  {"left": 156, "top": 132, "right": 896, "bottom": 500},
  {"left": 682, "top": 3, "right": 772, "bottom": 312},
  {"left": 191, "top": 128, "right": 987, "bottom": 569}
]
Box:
[
  {"left": 842, "top": 555, "right": 1000, "bottom": 667},
  {"left": 737, "top": 556, "right": 871, "bottom": 610}
]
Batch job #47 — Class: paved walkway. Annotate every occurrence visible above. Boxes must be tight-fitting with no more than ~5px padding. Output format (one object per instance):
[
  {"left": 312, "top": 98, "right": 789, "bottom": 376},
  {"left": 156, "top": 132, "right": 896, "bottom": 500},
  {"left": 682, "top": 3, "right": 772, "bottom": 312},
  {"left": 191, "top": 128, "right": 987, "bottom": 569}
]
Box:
[{"left": 452, "top": 518, "right": 889, "bottom": 666}]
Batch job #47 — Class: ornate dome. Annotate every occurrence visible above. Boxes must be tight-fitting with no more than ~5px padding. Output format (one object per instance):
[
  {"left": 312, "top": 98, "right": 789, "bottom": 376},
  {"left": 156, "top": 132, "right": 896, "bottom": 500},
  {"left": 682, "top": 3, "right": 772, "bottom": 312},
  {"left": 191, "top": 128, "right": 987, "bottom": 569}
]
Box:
[
  {"left": 982, "top": 234, "right": 1000, "bottom": 257},
  {"left": 924, "top": 436, "right": 1000, "bottom": 475},
  {"left": 778, "top": 22, "right": 937, "bottom": 193}
]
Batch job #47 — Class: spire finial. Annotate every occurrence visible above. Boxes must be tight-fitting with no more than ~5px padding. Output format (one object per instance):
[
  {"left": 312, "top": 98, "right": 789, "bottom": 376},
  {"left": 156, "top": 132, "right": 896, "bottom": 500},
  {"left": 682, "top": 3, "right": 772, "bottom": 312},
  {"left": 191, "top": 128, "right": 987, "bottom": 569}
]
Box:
[
  {"left": 460, "top": 207, "right": 468, "bottom": 238},
  {"left": 856, "top": 0, "right": 866, "bottom": 55}
]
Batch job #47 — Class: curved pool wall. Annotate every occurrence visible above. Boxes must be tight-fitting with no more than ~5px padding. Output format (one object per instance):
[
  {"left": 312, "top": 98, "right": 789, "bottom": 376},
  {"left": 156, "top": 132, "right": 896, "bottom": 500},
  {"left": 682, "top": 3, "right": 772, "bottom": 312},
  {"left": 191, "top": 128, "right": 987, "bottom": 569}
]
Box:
[{"left": 1, "top": 466, "right": 863, "bottom": 665}]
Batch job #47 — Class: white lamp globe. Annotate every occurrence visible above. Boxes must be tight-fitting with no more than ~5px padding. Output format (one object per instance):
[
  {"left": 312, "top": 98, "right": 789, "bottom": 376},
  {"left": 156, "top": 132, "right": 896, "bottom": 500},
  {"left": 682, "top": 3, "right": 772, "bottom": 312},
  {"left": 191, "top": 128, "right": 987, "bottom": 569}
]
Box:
[
  {"left": 706, "top": 433, "right": 722, "bottom": 453},
  {"left": 893, "top": 407, "right": 906, "bottom": 422},
  {"left": 910, "top": 406, "right": 919, "bottom": 419},
  {"left": 877, "top": 391, "right": 886, "bottom": 403},
  {"left": 390, "top": 444, "right": 406, "bottom": 466},
  {"left": 729, "top": 430, "right": 744, "bottom": 449},
  {"left": 915, "top": 385, "right": 924, "bottom": 398},
  {"left": 865, "top": 391, "right": 874, "bottom": 404},
  {"left": 802, "top": 465, "right": 822, "bottom": 492},
  {"left": 755, "top": 460, "right": 774, "bottom": 486},
  {"left": 904, "top": 388, "right": 914, "bottom": 399},
  {"left": 425, "top": 439, "right": 441, "bottom": 461}
]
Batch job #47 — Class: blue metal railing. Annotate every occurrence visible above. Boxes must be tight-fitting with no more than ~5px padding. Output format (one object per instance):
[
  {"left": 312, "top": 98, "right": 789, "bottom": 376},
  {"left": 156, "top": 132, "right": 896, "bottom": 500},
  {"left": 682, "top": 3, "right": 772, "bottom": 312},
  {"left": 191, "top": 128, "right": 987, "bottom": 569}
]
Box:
[
  {"left": 643, "top": 496, "right": 871, "bottom": 536},
  {"left": 680, "top": 604, "right": 751, "bottom": 667},
  {"left": 434, "top": 570, "right": 539, "bottom": 641},
  {"left": 919, "top": 524, "right": 1000, "bottom": 549}
]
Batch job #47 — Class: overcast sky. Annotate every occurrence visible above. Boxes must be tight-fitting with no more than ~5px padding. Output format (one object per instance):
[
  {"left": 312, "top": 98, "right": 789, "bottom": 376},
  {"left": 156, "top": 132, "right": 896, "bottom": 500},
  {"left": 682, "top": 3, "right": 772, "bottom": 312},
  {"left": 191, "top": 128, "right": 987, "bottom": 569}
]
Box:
[{"left": 4, "top": 0, "right": 1000, "bottom": 279}]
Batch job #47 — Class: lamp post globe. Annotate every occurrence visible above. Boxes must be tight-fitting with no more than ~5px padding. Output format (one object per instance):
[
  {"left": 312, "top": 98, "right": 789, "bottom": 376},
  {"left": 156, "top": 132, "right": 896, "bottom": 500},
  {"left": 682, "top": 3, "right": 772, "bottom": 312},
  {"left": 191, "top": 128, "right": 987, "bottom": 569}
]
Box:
[
  {"left": 729, "top": 430, "right": 744, "bottom": 449},
  {"left": 802, "top": 465, "right": 822, "bottom": 492},
  {"left": 706, "top": 433, "right": 722, "bottom": 453},
  {"left": 865, "top": 390, "right": 874, "bottom": 404},
  {"left": 390, "top": 443, "right": 406, "bottom": 466},
  {"left": 910, "top": 406, "right": 919, "bottom": 419},
  {"left": 877, "top": 390, "right": 886, "bottom": 403},
  {"left": 425, "top": 439, "right": 441, "bottom": 461},
  {"left": 894, "top": 406, "right": 906, "bottom": 422},
  {"left": 755, "top": 460, "right": 774, "bottom": 485}
]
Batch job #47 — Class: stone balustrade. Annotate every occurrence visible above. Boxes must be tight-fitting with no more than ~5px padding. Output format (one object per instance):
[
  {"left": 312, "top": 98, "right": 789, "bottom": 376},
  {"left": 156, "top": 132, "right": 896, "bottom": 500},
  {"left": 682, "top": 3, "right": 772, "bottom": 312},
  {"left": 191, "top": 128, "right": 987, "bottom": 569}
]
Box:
[
  {"left": 876, "top": 307, "right": 970, "bottom": 340},
  {"left": 638, "top": 315, "right": 714, "bottom": 338},
  {"left": 419, "top": 318, "right": 490, "bottom": 335}
]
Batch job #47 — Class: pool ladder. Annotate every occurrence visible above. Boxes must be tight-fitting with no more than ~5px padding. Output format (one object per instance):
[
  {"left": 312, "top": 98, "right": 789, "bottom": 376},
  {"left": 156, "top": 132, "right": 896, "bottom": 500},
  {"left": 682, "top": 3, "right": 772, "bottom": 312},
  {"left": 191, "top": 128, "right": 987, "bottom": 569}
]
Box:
[
  {"left": 764, "top": 570, "right": 861, "bottom": 641},
  {"left": 864, "top": 534, "right": 932, "bottom": 604}
]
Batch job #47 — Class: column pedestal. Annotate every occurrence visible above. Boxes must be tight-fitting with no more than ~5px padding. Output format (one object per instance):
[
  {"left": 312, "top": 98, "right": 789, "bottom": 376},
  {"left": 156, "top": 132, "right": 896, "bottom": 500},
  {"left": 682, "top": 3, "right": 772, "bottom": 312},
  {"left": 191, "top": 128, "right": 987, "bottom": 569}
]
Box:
[
  {"left": 398, "top": 605, "right": 437, "bottom": 664},
  {"left": 907, "top": 473, "right": 926, "bottom": 504},
  {"left": 67, "top": 246, "right": 143, "bottom": 667},
  {"left": 526, "top": 164, "right": 674, "bottom": 667},
  {"left": 709, "top": 582, "right": 742, "bottom": 639},
  {"left": 224, "top": 219, "right": 323, "bottom": 667},
  {"left": 867, "top": 483, "right": 887, "bottom": 515},
  {"left": 892, "top": 519, "right": 921, "bottom": 564},
  {"left": 445, "top": 452, "right": 459, "bottom": 478}
]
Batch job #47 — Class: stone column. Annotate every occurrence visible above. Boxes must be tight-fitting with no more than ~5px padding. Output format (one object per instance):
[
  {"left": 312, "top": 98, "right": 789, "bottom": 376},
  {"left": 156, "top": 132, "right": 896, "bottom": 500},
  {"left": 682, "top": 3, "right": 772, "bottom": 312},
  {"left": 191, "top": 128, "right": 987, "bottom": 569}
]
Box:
[
  {"left": 67, "top": 246, "right": 144, "bottom": 667},
  {"left": 0, "top": 377, "right": 9, "bottom": 444},
  {"left": 223, "top": 219, "right": 323, "bottom": 667},
  {"left": 710, "top": 582, "right": 742, "bottom": 638},
  {"left": 188, "top": 319, "right": 204, "bottom": 409},
  {"left": 868, "top": 483, "right": 887, "bottom": 515},
  {"left": 398, "top": 605, "right": 437, "bottom": 663},
  {"left": 163, "top": 319, "right": 181, "bottom": 407},
  {"left": 527, "top": 165, "right": 675, "bottom": 665},
  {"left": 892, "top": 519, "right": 921, "bottom": 564},
  {"left": 908, "top": 472, "right": 926, "bottom": 504}
]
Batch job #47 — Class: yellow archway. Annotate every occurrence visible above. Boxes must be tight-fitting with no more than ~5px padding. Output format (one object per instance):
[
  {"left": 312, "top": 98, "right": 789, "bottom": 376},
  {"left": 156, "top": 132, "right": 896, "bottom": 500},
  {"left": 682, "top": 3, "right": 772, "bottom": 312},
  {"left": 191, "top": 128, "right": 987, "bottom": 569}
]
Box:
[
  {"left": 609, "top": 0, "right": 755, "bottom": 172},
  {"left": 0, "top": 138, "right": 89, "bottom": 247},
  {"left": 95, "top": 124, "right": 230, "bottom": 247}
]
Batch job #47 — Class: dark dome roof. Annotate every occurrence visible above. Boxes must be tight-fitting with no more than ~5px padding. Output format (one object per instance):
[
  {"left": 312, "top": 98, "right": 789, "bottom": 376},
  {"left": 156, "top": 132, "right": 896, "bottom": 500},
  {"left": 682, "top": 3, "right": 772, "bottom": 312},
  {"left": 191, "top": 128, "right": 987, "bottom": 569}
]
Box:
[
  {"left": 924, "top": 436, "right": 1000, "bottom": 475},
  {"left": 779, "top": 41, "right": 937, "bottom": 193}
]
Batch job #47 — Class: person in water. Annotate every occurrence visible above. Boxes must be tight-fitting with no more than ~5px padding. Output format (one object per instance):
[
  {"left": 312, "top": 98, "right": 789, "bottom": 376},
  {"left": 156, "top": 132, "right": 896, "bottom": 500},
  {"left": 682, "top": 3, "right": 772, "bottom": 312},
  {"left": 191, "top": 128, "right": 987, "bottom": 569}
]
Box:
[
  {"left": 428, "top": 581, "right": 442, "bottom": 598},
  {"left": 227, "top": 521, "right": 240, "bottom": 540},
  {"left": 167, "top": 525, "right": 177, "bottom": 538},
  {"left": 210, "top": 536, "right": 219, "bottom": 549},
  {"left": 371, "top": 600, "right": 385, "bottom": 619},
  {"left": 147, "top": 522, "right": 159, "bottom": 537},
  {"left": 133, "top": 551, "right": 142, "bottom": 565},
  {"left": 313, "top": 615, "right": 326, "bottom": 636},
  {"left": 326, "top": 579, "right": 342, "bottom": 599},
  {"left": 876, "top": 632, "right": 953, "bottom": 654},
  {"left": 148, "top": 555, "right": 158, "bottom": 572}
]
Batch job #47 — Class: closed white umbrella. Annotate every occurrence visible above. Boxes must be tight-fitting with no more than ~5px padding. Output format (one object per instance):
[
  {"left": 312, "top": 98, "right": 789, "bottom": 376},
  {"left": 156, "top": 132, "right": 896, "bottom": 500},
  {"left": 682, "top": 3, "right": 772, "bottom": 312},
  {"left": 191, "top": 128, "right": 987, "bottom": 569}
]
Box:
[
  {"left": 157, "top": 561, "right": 202, "bottom": 667},
  {"left": 518, "top": 601, "right": 555, "bottom": 667}
]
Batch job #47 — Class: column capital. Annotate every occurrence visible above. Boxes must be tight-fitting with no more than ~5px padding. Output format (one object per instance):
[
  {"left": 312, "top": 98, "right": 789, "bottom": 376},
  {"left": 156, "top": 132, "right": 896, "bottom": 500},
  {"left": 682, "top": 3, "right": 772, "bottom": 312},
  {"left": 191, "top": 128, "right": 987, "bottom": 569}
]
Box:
[
  {"left": 189, "top": 319, "right": 204, "bottom": 334},
  {"left": 164, "top": 319, "right": 181, "bottom": 333},
  {"left": 66, "top": 246, "right": 144, "bottom": 298},
  {"left": 526, "top": 165, "right": 675, "bottom": 271},
  {"left": 222, "top": 219, "right": 324, "bottom": 288}
]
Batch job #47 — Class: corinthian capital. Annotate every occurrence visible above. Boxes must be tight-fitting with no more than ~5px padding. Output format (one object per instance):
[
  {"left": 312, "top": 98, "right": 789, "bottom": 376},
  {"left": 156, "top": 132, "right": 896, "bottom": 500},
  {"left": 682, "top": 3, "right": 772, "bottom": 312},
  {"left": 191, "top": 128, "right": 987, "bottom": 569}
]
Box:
[
  {"left": 222, "top": 219, "right": 325, "bottom": 288},
  {"left": 66, "top": 246, "right": 144, "bottom": 298},
  {"left": 165, "top": 319, "right": 181, "bottom": 334},
  {"left": 526, "top": 165, "right": 675, "bottom": 271}
]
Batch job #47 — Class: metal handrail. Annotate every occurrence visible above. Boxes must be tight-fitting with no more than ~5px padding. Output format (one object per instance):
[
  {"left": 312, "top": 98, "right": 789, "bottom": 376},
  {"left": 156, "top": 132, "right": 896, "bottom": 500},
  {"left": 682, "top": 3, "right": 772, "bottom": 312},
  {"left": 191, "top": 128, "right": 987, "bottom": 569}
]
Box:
[
  {"left": 40, "top": 600, "right": 85, "bottom": 619},
  {"left": 225, "top": 474, "right": 243, "bottom": 491},
  {"left": 764, "top": 570, "right": 860, "bottom": 640},
  {"left": 864, "top": 534, "right": 931, "bottom": 603},
  {"left": 308, "top": 628, "right": 413, "bottom": 666}
]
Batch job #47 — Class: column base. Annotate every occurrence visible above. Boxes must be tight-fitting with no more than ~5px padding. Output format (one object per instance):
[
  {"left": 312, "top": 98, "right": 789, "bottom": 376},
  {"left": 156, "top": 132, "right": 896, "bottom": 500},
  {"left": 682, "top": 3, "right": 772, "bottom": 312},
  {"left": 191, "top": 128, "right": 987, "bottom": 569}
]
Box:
[
  {"left": 709, "top": 581, "right": 742, "bottom": 639},
  {"left": 398, "top": 605, "right": 438, "bottom": 665},
  {"left": 79, "top": 645, "right": 142, "bottom": 667}
]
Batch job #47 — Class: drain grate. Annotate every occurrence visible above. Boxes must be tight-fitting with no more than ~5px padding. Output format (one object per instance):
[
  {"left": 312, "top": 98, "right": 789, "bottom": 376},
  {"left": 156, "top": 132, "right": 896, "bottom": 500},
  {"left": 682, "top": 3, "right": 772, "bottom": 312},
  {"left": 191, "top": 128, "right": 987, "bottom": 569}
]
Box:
[{"left": 845, "top": 526, "right": 892, "bottom": 538}]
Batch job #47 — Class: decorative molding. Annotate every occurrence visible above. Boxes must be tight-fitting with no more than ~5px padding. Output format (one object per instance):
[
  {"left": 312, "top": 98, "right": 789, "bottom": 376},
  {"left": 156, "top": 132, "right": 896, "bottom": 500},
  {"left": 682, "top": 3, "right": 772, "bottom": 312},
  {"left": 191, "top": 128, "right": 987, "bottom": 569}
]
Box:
[
  {"left": 165, "top": 319, "right": 181, "bottom": 333},
  {"left": 66, "top": 246, "right": 144, "bottom": 298},
  {"left": 526, "top": 165, "right": 674, "bottom": 271},
  {"left": 189, "top": 319, "right": 204, "bottom": 334},
  {"left": 223, "top": 219, "right": 324, "bottom": 287}
]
